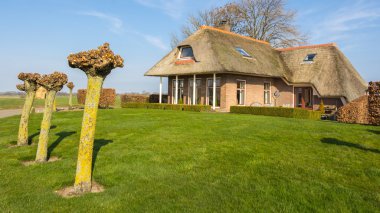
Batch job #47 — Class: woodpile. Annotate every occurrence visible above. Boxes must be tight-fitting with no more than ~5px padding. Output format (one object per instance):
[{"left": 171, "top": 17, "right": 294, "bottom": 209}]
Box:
[
  {"left": 77, "top": 88, "right": 116, "bottom": 108},
  {"left": 368, "top": 81, "right": 380, "bottom": 125},
  {"left": 337, "top": 81, "right": 380, "bottom": 125},
  {"left": 336, "top": 96, "right": 369, "bottom": 124}
]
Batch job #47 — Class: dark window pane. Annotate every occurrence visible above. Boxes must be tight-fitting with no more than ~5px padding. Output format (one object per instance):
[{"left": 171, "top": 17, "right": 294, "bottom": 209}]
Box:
[
  {"left": 304, "top": 53, "right": 317, "bottom": 61},
  {"left": 180, "top": 47, "right": 194, "bottom": 58}
]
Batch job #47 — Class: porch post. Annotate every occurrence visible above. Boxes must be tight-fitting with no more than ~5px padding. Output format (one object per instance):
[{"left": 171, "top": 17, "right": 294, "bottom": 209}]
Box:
[
  {"left": 212, "top": 73, "right": 216, "bottom": 110},
  {"left": 175, "top": 75, "right": 178, "bottom": 104},
  {"left": 193, "top": 74, "right": 196, "bottom": 105},
  {"left": 159, "top": 76, "right": 162, "bottom": 104}
]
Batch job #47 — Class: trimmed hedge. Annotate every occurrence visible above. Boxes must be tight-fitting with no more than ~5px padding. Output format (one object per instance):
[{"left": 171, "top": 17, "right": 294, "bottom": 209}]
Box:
[
  {"left": 149, "top": 94, "right": 168, "bottom": 103},
  {"left": 77, "top": 88, "right": 116, "bottom": 108},
  {"left": 230, "top": 106, "right": 321, "bottom": 120},
  {"left": 121, "top": 102, "right": 211, "bottom": 112},
  {"left": 120, "top": 94, "right": 149, "bottom": 103}
]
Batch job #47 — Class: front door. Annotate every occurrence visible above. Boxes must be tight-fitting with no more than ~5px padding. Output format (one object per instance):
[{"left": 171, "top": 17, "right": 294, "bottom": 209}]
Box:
[{"left": 295, "top": 87, "right": 313, "bottom": 108}]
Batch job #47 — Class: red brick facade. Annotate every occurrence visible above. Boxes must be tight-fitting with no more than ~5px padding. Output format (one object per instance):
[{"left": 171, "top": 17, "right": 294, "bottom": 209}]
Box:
[{"left": 167, "top": 74, "right": 344, "bottom": 111}]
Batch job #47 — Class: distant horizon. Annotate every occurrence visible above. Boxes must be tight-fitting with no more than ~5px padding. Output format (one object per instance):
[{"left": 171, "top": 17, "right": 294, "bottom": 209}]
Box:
[{"left": 1, "top": 0, "right": 379, "bottom": 94}]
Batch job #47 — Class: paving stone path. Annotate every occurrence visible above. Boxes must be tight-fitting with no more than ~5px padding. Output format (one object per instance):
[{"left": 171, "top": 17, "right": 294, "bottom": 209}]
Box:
[{"left": 0, "top": 109, "right": 22, "bottom": 118}]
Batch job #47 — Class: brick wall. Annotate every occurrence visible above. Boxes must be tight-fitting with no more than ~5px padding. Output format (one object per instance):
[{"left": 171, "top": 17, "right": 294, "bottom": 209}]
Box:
[{"left": 168, "top": 74, "right": 294, "bottom": 111}]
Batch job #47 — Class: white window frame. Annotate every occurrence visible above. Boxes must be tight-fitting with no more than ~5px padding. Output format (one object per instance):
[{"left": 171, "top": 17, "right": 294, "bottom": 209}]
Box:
[
  {"left": 172, "top": 78, "right": 184, "bottom": 104},
  {"left": 178, "top": 46, "right": 194, "bottom": 60},
  {"left": 206, "top": 77, "right": 221, "bottom": 108},
  {"left": 236, "top": 79, "right": 246, "bottom": 106},
  {"left": 188, "top": 78, "right": 202, "bottom": 105},
  {"left": 264, "top": 82, "right": 271, "bottom": 105}
]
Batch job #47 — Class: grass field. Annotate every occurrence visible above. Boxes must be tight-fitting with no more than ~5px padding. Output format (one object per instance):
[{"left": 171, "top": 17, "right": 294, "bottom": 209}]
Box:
[
  {"left": 0, "top": 95, "right": 121, "bottom": 109},
  {"left": 0, "top": 109, "right": 379, "bottom": 212}
]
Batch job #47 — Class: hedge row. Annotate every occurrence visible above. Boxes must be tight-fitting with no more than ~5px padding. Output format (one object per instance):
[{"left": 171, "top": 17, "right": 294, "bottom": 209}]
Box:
[
  {"left": 149, "top": 94, "right": 168, "bottom": 103},
  {"left": 120, "top": 94, "right": 149, "bottom": 103},
  {"left": 230, "top": 106, "right": 321, "bottom": 120},
  {"left": 77, "top": 88, "right": 116, "bottom": 108},
  {"left": 121, "top": 102, "right": 211, "bottom": 112}
]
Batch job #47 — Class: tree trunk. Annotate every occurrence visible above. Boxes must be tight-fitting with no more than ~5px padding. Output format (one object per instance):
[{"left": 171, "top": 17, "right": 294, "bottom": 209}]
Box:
[
  {"left": 74, "top": 76, "right": 104, "bottom": 193},
  {"left": 35, "top": 90, "right": 57, "bottom": 162},
  {"left": 17, "top": 90, "right": 36, "bottom": 146},
  {"left": 69, "top": 89, "right": 73, "bottom": 109}
]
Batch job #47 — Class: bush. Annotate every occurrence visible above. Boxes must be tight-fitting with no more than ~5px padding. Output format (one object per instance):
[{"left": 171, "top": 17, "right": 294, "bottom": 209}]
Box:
[
  {"left": 120, "top": 94, "right": 149, "bottom": 103},
  {"left": 230, "top": 106, "right": 321, "bottom": 120},
  {"left": 77, "top": 89, "right": 86, "bottom": 105},
  {"left": 319, "top": 100, "right": 325, "bottom": 114},
  {"left": 99, "top": 89, "right": 116, "bottom": 108},
  {"left": 149, "top": 94, "right": 168, "bottom": 103},
  {"left": 77, "top": 88, "right": 116, "bottom": 108},
  {"left": 121, "top": 102, "right": 211, "bottom": 112}
]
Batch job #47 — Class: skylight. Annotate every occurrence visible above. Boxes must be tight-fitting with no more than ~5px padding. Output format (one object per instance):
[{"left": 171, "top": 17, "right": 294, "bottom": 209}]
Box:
[
  {"left": 235, "top": 47, "right": 252, "bottom": 58},
  {"left": 304, "top": 53, "right": 317, "bottom": 62},
  {"left": 179, "top": 46, "right": 194, "bottom": 59}
]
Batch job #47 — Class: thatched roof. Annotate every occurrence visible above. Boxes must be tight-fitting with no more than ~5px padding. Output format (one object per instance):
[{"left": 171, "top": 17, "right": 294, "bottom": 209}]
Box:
[
  {"left": 145, "top": 26, "right": 367, "bottom": 101},
  {"left": 279, "top": 44, "right": 367, "bottom": 101},
  {"left": 145, "top": 26, "right": 286, "bottom": 77}
]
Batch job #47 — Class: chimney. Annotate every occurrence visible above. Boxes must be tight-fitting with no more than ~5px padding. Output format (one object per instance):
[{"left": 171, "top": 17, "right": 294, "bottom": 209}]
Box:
[{"left": 216, "top": 20, "right": 231, "bottom": 32}]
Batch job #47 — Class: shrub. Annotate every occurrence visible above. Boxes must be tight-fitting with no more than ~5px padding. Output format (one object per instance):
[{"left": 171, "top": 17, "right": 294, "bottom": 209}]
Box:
[
  {"left": 149, "top": 94, "right": 168, "bottom": 103},
  {"left": 77, "top": 88, "right": 116, "bottom": 108},
  {"left": 121, "top": 102, "right": 211, "bottom": 112},
  {"left": 77, "top": 89, "right": 86, "bottom": 105},
  {"left": 230, "top": 106, "right": 321, "bottom": 120},
  {"left": 319, "top": 100, "right": 325, "bottom": 114},
  {"left": 120, "top": 94, "right": 149, "bottom": 103}
]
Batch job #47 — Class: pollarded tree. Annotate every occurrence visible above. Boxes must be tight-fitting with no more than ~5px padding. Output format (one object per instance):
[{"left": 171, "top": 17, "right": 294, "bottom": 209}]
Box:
[
  {"left": 35, "top": 72, "right": 68, "bottom": 162},
  {"left": 16, "top": 73, "right": 41, "bottom": 146},
  {"left": 67, "top": 43, "right": 124, "bottom": 193},
  {"left": 66, "top": 82, "right": 75, "bottom": 109}
]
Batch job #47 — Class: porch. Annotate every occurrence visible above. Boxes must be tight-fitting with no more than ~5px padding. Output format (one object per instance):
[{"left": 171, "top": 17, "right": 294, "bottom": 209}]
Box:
[{"left": 156, "top": 74, "right": 297, "bottom": 111}]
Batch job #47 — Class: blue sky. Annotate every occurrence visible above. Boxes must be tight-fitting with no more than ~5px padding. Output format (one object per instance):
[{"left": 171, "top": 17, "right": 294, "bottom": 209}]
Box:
[{"left": 0, "top": 0, "right": 379, "bottom": 93}]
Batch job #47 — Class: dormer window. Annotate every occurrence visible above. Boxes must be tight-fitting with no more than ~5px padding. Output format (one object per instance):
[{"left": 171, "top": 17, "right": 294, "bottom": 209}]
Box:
[
  {"left": 235, "top": 47, "right": 252, "bottom": 58},
  {"left": 179, "top": 46, "right": 194, "bottom": 59},
  {"left": 304, "top": 53, "right": 317, "bottom": 62}
]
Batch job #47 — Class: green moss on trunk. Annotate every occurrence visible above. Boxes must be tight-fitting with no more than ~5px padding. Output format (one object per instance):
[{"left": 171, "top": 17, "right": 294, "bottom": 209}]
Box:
[
  {"left": 35, "top": 90, "right": 57, "bottom": 162},
  {"left": 74, "top": 76, "right": 104, "bottom": 192},
  {"left": 17, "top": 88, "right": 36, "bottom": 146}
]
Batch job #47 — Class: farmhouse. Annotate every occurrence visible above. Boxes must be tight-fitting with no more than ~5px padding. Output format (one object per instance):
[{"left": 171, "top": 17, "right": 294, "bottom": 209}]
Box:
[{"left": 145, "top": 24, "right": 367, "bottom": 111}]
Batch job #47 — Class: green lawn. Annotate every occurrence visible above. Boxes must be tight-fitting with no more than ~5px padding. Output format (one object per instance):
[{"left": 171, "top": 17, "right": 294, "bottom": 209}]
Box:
[
  {"left": 0, "top": 95, "right": 121, "bottom": 109},
  {"left": 0, "top": 109, "right": 379, "bottom": 212}
]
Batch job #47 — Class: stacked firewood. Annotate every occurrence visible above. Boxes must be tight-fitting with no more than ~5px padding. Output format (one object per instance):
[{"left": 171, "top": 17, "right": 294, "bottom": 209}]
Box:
[
  {"left": 368, "top": 81, "right": 380, "bottom": 125},
  {"left": 336, "top": 96, "right": 369, "bottom": 124}
]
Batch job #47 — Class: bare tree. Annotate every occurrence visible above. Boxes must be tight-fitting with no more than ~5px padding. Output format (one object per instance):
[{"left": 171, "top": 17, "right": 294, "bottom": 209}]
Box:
[{"left": 171, "top": 0, "right": 307, "bottom": 48}]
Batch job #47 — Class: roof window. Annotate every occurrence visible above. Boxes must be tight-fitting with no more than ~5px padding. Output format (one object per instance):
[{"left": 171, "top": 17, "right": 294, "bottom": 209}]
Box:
[
  {"left": 304, "top": 53, "right": 317, "bottom": 62},
  {"left": 235, "top": 47, "right": 252, "bottom": 58},
  {"left": 179, "top": 46, "right": 194, "bottom": 59}
]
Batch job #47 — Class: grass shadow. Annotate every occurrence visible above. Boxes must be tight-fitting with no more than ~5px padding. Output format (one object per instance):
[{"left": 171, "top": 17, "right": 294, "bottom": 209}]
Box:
[
  {"left": 92, "top": 139, "right": 113, "bottom": 174},
  {"left": 321, "top": 138, "right": 380, "bottom": 154},
  {"left": 47, "top": 131, "right": 76, "bottom": 159},
  {"left": 367, "top": 129, "right": 380, "bottom": 135},
  {"left": 28, "top": 125, "right": 57, "bottom": 145}
]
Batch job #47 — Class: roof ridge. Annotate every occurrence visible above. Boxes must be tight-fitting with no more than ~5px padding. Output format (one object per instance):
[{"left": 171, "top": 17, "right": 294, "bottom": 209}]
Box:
[
  {"left": 199, "top": 25, "right": 270, "bottom": 45},
  {"left": 276, "top": 43, "right": 337, "bottom": 52}
]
